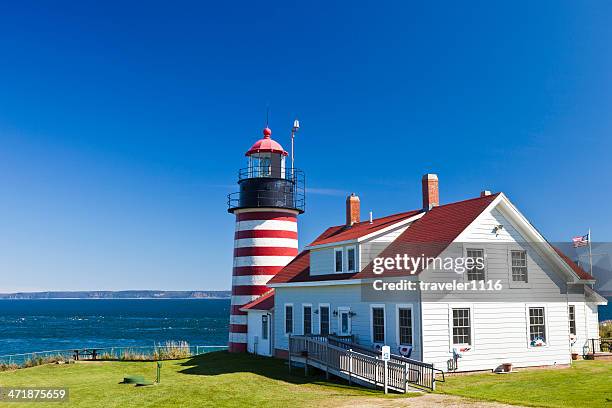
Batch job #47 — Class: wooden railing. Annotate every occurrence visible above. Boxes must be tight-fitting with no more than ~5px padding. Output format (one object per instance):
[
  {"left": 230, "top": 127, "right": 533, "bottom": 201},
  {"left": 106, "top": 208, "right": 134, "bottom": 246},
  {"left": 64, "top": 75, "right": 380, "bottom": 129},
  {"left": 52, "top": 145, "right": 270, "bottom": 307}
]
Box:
[
  {"left": 586, "top": 338, "right": 612, "bottom": 354},
  {"left": 289, "top": 335, "right": 437, "bottom": 392},
  {"left": 326, "top": 335, "right": 440, "bottom": 390}
]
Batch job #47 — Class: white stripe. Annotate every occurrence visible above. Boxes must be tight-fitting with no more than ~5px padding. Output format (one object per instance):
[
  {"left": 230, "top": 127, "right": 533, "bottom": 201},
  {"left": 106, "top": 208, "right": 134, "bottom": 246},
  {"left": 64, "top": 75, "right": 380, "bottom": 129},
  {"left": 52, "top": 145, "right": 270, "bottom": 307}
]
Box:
[
  {"left": 234, "top": 255, "right": 295, "bottom": 267},
  {"left": 233, "top": 275, "right": 275, "bottom": 286},
  {"left": 230, "top": 314, "right": 247, "bottom": 325},
  {"left": 235, "top": 220, "right": 297, "bottom": 232},
  {"left": 229, "top": 333, "right": 247, "bottom": 343},
  {"left": 234, "top": 237, "right": 298, "bottom": 248},
  {"left": 231, "top": 295, "right": 259, "bottom": 305}
]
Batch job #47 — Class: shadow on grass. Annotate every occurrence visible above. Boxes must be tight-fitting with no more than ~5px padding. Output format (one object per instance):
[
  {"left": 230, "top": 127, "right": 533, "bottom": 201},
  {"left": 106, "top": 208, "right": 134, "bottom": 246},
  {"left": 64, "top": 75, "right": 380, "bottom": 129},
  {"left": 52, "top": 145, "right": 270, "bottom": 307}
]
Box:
[{"left": 178, "top": 351, "right": 385, "bottom": 396}]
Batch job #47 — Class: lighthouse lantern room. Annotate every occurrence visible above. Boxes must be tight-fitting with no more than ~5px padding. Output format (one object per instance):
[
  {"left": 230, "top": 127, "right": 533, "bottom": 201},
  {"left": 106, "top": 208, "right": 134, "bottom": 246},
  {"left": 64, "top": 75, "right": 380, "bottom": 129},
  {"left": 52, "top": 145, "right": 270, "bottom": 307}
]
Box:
[{"left": 227, "top": 126, "right": 305, "bottom": 353}]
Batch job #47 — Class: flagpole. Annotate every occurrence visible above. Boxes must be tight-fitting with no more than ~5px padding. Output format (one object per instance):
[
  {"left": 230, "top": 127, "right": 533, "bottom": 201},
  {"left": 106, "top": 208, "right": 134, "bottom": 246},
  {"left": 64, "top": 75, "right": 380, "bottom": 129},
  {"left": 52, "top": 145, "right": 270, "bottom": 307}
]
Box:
[{"left": 588, "top": 228, "right": 593, "bottom": 278}]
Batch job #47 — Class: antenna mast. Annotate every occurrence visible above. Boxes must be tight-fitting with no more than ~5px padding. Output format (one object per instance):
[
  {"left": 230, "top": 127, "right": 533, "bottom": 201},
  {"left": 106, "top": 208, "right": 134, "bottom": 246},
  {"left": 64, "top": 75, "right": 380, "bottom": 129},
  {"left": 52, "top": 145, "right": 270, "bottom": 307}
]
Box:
[{"left": 291, "top": 119, "right": 300, "bottom": 177}]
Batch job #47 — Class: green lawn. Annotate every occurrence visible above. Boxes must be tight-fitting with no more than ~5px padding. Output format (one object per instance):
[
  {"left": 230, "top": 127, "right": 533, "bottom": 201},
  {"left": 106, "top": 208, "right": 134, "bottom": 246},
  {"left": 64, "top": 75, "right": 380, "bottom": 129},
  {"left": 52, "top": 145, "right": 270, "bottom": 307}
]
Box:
[
  {"left": 0, "top": 352, "right": 402, "bottom": 407},
  {"left": 437, "top": 360, "right": 612, "bottom": 408},
  {"left": 0, "top": 353, "right": 609, "bottom": 407}
]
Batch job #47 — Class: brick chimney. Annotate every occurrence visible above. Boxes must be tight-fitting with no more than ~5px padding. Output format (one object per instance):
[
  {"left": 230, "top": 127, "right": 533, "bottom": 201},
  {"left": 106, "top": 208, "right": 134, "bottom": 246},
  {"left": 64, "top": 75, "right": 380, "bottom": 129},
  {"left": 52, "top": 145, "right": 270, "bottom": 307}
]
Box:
[
  {"left": 346, "top": 193, "right": 360, "bottom": 226},
  {"left": 422, "top": 174, "right": 439, "bottom": 210}
]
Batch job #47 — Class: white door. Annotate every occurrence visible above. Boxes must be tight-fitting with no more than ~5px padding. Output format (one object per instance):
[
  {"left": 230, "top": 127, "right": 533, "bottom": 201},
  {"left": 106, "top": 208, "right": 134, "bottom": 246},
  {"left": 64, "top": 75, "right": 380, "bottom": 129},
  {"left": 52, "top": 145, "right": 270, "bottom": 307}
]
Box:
[
  {"left": 338, "top": 307, "right": 352, "bottom": 336},
  {"left": 258, "top": 313, "right": 272, "bottom": 356}
]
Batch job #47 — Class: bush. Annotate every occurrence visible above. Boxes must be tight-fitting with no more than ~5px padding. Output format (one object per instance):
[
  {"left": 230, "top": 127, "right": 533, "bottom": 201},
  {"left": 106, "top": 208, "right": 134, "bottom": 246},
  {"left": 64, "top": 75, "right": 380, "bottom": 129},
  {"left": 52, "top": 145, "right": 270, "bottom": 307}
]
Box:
[
  {"left": 600, "top": 321, "right": 612, "bottom": 338},
  {"left": 154, "top": 341, "right": 192, "bottom": 360}
]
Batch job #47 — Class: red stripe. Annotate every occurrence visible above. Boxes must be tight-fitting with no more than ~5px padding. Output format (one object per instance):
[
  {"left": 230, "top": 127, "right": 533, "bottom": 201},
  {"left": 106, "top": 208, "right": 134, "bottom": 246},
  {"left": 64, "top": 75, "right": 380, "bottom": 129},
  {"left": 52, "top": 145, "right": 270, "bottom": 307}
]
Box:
[
  {"left": 229, "top": 342, "right": 247, "bottom": 353},
  {"left": 235, "top": 230, "right": 298, "bottom": 239},
  {"left": 229, "top": 324, "right": 248, "bottom": 333},
  {"left": 230, "top": 305, "right": 248, "bottom": 315},
  {"left": 234, "top": 247, "right": 298, "bottom": 257},
  {"left": 232, "top": 285, "right": 271, "bottom": 296},
  {"left": 237, "top": 212, "right": 297, "bottom": 222},
  {"left": 233, "top": 266, "right": 284, "bottom": 276}
]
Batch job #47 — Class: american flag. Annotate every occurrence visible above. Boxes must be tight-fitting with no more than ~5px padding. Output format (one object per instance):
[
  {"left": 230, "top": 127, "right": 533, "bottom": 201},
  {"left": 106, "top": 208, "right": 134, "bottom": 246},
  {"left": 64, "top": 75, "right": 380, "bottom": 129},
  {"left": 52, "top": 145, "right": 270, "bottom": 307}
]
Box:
[{"left": 572, "top": 233, "right": 589, "bottom": 248}]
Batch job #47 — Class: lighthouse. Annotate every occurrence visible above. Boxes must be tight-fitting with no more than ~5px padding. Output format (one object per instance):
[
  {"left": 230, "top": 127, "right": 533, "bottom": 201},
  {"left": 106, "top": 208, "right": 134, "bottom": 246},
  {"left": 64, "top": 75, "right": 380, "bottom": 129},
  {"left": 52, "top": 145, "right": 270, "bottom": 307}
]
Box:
[{"left": 227, "top": 125, "right": 305, "bottom": 353}]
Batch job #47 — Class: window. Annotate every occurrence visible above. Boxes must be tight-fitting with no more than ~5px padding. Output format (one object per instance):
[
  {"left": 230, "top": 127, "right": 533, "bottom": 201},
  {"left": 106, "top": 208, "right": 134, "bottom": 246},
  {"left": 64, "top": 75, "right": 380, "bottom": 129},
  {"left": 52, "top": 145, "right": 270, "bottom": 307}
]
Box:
[
  {"left": 398, "top": 307, "right": 413, "bottom": 345},
  {"left": 303, "top": 305, "right": 312, "bottom": 335},
  {"left": 338, "top": 308, "right": 351, "bottom": 336},
  {"left": 452, "top": 308, "right": 471, "bottom": 345},
  {"left": 347, "top": 247, "right": 356, "bottom": 272},
  {"left": 319, "top": 305, "right": 330, "bottom": 336},
  {"left": 335, "top": 248, "right": 343, "bottom": 272},
  {"left": 529, "top": 307, "right": 546, "bottom": 343},
  {"left": 261, "top": 315, "right": 269, "bottom": 340},
  {"left": 511, "top": 250, "right": 528, "bottom": 282},
  {"left": 285, "top": 305, "right": 293, "bottom": 334},
  {"left": 568, "top": 305, "right": 576, "bottom": 335},
  {"left": 466, "top": 248, "right": 485, "bottom": 281},
  {"left": 372, "top": 306, "right": 385, "bottom": 343}
]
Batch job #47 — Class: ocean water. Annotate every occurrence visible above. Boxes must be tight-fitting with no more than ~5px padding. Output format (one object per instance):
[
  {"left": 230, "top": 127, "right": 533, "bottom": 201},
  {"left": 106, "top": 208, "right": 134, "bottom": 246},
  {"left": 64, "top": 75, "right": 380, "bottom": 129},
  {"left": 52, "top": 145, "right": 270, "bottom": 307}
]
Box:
[{"left": 0, "top": 299, "right": 230, "bottom": 356}]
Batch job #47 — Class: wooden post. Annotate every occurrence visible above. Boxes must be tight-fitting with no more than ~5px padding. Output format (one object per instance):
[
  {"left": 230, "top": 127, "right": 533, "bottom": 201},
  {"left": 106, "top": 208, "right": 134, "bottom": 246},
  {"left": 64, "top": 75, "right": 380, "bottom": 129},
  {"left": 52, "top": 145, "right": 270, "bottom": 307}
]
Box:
[
  {"left": 383, "top": 360, "right": 388, "bottom": 394},
  {"left": 348, "top": 349, "right": 353, "bottom": 385},
  {"left": 325, "top": 348, "right": 330, "bottom": 379}
]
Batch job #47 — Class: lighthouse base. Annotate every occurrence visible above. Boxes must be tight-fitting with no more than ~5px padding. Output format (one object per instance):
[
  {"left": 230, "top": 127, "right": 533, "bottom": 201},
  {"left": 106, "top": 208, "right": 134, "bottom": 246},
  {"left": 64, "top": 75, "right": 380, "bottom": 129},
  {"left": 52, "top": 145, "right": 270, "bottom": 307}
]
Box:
[{"left": 228, "top": 342, "right": 247, "bottom": 353}]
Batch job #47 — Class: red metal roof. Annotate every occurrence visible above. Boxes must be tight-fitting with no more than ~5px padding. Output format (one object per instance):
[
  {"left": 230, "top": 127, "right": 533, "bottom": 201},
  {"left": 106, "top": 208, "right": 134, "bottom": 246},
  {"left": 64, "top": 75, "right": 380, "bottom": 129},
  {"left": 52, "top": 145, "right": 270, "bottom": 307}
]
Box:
[
  {"left": 309, "top": 210, "right": 422, "bottom": 246},
  {"left": 356, "top": 194, "right": 499, "bottom": 278},
  {"left": 240, "top": 289, "right": 275, "bottom": 311},
  {"left": 552, "top": 246, "right": 594, "bottom": 280},
  {"left": 245, "top": 128, "right": 288, "bottom": 156}
]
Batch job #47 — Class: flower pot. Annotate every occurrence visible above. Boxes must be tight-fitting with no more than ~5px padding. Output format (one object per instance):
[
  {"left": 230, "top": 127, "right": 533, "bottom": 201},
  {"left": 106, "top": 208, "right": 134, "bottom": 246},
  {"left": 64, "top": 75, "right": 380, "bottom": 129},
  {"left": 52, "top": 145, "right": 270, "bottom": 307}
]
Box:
[
  {"left": 571, "top": 352, "right": 579, "bottom": 360},
  {"left": 502, "top": 363, "right": 512, "bottom": 372}
]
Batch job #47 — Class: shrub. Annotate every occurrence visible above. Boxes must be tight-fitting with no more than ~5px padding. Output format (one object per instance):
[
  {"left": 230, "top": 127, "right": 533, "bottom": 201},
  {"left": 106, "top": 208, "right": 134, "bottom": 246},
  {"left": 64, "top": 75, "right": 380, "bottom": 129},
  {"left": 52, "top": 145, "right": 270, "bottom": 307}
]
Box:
[
  {"left": 600, "top": 320, "right": 612, "bottom": 338},
  {"left": 153, "top": 341, "right": 192, "bottom": 360}
]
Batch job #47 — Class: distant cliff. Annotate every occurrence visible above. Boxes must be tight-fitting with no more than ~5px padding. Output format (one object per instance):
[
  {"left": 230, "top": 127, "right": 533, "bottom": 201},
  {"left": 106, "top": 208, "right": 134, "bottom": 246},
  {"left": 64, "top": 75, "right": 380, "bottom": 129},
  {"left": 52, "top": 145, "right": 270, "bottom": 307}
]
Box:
[{"left": 0, "top": 290, "right": 231, "bottom": 299}]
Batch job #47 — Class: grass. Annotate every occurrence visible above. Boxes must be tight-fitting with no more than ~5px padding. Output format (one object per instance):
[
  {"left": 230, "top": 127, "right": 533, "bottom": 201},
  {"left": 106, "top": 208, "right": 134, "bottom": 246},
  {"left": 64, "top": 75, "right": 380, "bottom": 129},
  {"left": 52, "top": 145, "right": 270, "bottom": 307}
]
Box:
[
  {"left": 0, "top": 351, "right": 406, "bottom": 407},
  {"left": 0, "top": 352, "right": 609, "bottom": 407},
  {"left": 437, "top": 360, "right": 612, "bottom": 408}
]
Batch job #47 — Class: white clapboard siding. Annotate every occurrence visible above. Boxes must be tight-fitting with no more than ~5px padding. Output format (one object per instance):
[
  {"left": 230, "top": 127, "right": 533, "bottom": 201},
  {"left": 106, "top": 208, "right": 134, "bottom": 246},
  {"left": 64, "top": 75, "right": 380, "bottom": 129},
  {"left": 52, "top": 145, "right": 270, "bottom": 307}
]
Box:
[{"left": 273, "top": 284, "right": 423, "bottom": 360}]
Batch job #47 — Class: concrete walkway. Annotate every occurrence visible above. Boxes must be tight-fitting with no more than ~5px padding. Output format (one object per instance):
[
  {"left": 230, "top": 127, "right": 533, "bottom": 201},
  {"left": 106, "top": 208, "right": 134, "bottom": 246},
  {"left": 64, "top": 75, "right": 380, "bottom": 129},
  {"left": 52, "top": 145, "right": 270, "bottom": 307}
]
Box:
[{"left": 335, "top": 393, "right": 526, "bottom": 408}]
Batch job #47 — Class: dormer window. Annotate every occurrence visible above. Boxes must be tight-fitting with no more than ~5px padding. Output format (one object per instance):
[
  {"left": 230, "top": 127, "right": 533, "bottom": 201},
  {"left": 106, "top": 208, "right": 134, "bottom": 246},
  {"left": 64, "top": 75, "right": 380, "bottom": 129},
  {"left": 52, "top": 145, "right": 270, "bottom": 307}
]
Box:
[{"left": 334, "top": 248, "right": 343, "bottom": 272}]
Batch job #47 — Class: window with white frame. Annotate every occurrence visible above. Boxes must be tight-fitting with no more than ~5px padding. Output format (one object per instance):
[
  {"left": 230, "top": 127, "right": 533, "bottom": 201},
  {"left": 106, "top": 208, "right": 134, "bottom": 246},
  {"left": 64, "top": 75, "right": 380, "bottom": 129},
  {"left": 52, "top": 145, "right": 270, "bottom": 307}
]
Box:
[
  {"left": 372, "top": 306, "right": 385, "bottom": 343},
  {"left": 303, "top": 305, "right": 312, "bottom": 335},
  {"left": 466, "top": 248, "right": 485, "bottom": 281},
  {"left": 347, "top": 246, "right": 356, "bottom": 272},
  {"left": 319, "top": 305, "right": 330, "bottom": 335},
  {"left": 334, "top": 248, "right": 343, "bottom": 272},
  {"left": 568, "top": 305, "right": 576, "bottom": 336},
  {"left": 284, "top": 304, "right": 293, "bottom": 334},
  {"left": 529, "top": 307, "right": 546, "bottom": 343},
  {"left": 398, "top": 307, "right": 413, "bottom": 345},
  {"left": 511, "top": 250, "right": 528, "bottom": 282},
  {"left": 452, "top": 308, "right": 471, "bottom": 345}
]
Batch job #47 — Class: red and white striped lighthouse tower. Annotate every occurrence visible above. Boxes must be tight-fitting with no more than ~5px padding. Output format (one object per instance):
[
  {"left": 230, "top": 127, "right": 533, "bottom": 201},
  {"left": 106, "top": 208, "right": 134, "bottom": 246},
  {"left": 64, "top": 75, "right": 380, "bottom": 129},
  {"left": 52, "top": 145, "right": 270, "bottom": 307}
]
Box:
[{"left": 227, "top": 126, "right": 305, "bottom": 352}]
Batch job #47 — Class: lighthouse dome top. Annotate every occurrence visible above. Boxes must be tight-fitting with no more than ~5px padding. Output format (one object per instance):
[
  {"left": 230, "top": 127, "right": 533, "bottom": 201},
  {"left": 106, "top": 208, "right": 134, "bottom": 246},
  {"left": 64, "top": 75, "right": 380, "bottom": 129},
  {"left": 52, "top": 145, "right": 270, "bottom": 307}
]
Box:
[{"left": 245, "top": 127, "right": 288, "bottom": 156}]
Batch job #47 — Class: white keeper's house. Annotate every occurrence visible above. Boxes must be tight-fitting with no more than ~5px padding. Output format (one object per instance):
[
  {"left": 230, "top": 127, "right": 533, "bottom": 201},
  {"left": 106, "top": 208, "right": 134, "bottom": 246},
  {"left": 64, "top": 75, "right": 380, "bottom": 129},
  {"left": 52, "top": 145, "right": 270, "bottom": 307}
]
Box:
[{"left": 229, "top": 126, "right": 606, "bottom": 373}]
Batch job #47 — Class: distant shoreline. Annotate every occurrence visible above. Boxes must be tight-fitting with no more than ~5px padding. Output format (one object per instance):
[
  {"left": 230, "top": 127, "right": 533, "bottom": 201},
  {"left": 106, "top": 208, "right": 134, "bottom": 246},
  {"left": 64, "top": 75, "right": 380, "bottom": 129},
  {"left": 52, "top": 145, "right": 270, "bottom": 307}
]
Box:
[{"left": 0, "top": 290, "right": 231, "bottom": 300}]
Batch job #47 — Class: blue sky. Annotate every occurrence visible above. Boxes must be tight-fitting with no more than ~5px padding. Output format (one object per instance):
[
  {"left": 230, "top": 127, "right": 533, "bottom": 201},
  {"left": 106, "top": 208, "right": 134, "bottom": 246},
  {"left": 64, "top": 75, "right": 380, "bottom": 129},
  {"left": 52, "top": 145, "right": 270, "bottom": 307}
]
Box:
[{"left": 1, "top": 1, "right": 611, "bottom": 292}]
